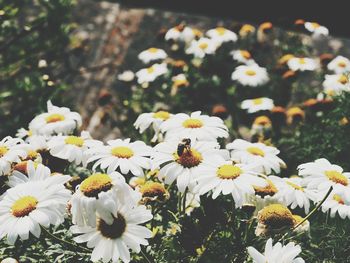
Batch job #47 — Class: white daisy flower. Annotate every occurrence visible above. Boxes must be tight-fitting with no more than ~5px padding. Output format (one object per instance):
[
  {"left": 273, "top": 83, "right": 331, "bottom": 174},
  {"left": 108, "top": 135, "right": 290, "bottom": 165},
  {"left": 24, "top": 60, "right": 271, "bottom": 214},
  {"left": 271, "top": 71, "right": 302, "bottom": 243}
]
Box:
[
  {"left": 327, "top": 55, "right": 350, "bottom": 74},
  {"left": 48, "top": 131, "right": 102, "bottom": 166},
  {"left": 230, "top": 50, "right": 255, "bottom": 65},
  {"left": 248, "top": 238, "right": 305, "bottom": 263},
  {"left": 70, "top": 202, "right": 152, "bottom": 263},
  {"left": 117, "top": 70, "right": 135, "bottom": 82},
  {"left": 231, "top": 64, "right": 269, "bottom": 87},
  {"left": 304, "top": 22, "right": 329, "bottom": 36},
  {"left": 287, "top": 57, "right": 318, "bottom": 72},
  {"left": 321, "top": 188, "right": 350, "bottom": 219},
  {"left": 206, "top": 27, "right": 238, "bottom": 44},
  {"left": 184, "top": 191, "right": 201, "bottom": 215},
  {"left": 226, "top": 139, "right": 286, "bottom": 174},
  {"left": 0, "top": 178, "right": 71, "bottom": 244},
  {"left": 0, "top": 137, "right": 27, "bottom": 176},
  {"left": 160, "top": 111, "right": 228, "bottom": 141},
  {"left": 193, "top": 154, "right": 266, "bottom": 207},
  {"left": 322, "top": 74, "right": 350, "bottom": 96},
  {"left": 29, "top": 101, "right": 82, "bottom": 136},
  {"left": 185, "top": 37, "right": 217, "bottom": 58},
  {"left": 241, "top": 97, "right": 274, "bottom": 113},
  {"left": 152, "top": 139, "right": 225, "bottom": 193},
  {"left": 87, "top": 139, "right": 153, "bottom": 176},
  {"left": 269, "top": 176, "right": 316, "bottom": 213},
  {"left": 71, "top": 172, "right": 141, "bottom": 227},
  {"left": 134, "top": 111, "right": 172, "bottom": 142},
  {"left": 27, "top": 135, "right": 49, "bottom": 153},
  {"left": 135, "top": 63, "right": 168, "bottom": 84},
  {"left": 15, "top": 128, "right": 33, "bottom": 140},
  {"left": 8, "top": 161, "right": 71, "bottom": 188},
  {"left": 165, "top": 26, "right": 183, "bottom": 41},
  {"left": 181, "top": 26, "right": 202, "bottom": 43},
  {"left": 297, "top": 158, "right": 350, "bottom": 192},
  {"left": 137, "top": 48, "right": 167, "bottom": 64}
]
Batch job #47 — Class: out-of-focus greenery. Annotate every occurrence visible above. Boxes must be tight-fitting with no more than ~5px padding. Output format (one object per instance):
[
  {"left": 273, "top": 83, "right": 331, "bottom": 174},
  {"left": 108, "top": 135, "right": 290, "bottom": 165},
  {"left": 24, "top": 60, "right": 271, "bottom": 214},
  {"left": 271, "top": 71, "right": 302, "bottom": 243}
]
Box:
[{"left": 0, "top": 0, "right": 75, "bottom": 137}]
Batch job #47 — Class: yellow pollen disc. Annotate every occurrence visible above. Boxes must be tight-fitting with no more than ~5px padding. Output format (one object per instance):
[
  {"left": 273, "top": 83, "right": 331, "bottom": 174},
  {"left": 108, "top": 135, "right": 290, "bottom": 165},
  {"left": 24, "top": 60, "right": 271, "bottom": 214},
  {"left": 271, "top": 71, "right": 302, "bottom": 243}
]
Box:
[
  {"left": 311, "top": 22, "right": 320, "bottom": 28},
  {"left": 287, "top": 107, "right": 305, "bottom": 118},
  {"left": 147, "top": 66, "right": 155, "bottom": 74},
  {"left": 12, "top": 196, "right": 38, "bottom": 217},
  {"left": 240, "top": 50, "right": 251, "bottom": 59},
  {"left": 215, "top": 27, "right": 226, "bottom": 36},
  {"left": 217, "top": 164, "right": 242, "bottom": 180},
  {"left": 0, "top": 146, "right": 9, "bottom": 157},
  {"left": 253, "top": 116, "right": 271, "bottom": 126},
  {"left": 258, "top": 204, "right": 295, "bottom": 228},
  {"left": 45, "top": 113, "right": 65, "bottom": 123},
  {"left": 299, "top": 58, "right": 306, "bottom": 64},
  {"left": 333, "top": 194, "right": 345, "bottom": 204},
  {"left": 292, "top": 215, "right": 304, "bottom": 225},
  {"left": 111, "top": 146, "right": 134, "bottom": 159},
  {"left": 174, "top": 149, "right": 202, "bottom": 168},
  {"left": 153, "top": 111, "right": 170, "bottom": 120},
  {"left": 199, "top": 42, "right": 208, "bottom": 50},
  {"left": 27, "top": 150, "right": 39, "bottom": 160},
  {"left": 337, "top": 61, "right": 347, "bottom": 68},
  {"left": 28, "top": 130, "right": 33, "bottom": 137},
  {"left": 286, "top": 181, "right": 304, "bottom": 191},
  {"left": 252, "top": 98, "right": 263, "bottom": 105},
  {"left": 140, "top": 182, "right": 167, "bottom": 198},
  {"left": 278, "top": 54, "right": 294, "bottom": 64},
  {"left": 183, "top": 118, "right": 203, "bottom": 128},
  {"left": 80, "top": 173, "right": 113, "bottom": 197},
  {"left": 254, "top": 179, "right": 278, "bottom": 197},
  {"left": 247, "top": 147, "right": 265, "bottom": 157},
  {"left": 241, "top": 24, "right": 255, "bottom": 33},
  {"left": 245, "top": 70, "right": 256, "bottom": 76},
  {"left": 338, "top": 75, "right": 348, "bottom": 84},
  {"left": 325, "top": 170, "right": 348, "bottom": 186},
  {"left": 65, "top": 136, "right": 84, "bottom": 147},
  {"left": 148, "top": 48, "right": 158, "bottom": 53}
]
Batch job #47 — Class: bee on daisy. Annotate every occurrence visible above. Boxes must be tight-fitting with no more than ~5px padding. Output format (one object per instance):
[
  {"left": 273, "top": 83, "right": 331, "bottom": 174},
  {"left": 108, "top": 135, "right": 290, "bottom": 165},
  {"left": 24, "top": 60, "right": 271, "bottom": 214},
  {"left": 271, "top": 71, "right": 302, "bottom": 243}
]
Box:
[
  {"left": 160, "top": 111, "right": 228, "bottom": 141},
  {"left": 29, "top": 101, "right": 82, "bottom": 136},
  {"left": 231, "top": 64, "right": 269, "bottom": 87},
  {"left": 226, "top": 139, "right": 286, "bottom": 174},
  {"left": 241, "top": 97, "right": 274, "bottom": 113},
  {"left": 138, "top": 47, "right": 167, "bottom": 64}
]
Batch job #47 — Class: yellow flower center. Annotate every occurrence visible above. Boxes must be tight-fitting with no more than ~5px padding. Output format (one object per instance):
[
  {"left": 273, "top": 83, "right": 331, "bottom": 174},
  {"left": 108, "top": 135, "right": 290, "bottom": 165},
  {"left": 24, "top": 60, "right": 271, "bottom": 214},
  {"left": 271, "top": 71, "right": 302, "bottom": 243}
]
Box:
[
  {"left": 217, "top": 164, "right": 242, "bottom": 180},
  {"left": 253, "top": 116, "right": 271, "bottom": 126},
  {"left": 215, "top": 27, "right": 226, "bottom": 36},
  {"left": 182, "top": 118, "right": 203, "bottom": 128},
  {"left": 299, "top": 58, "right": 306, "bottom": 64},
  {"left": 11, "top": 196, "right": 38, "bottom": 217},
  {"left": 45, "top": 113, "right": 65, "bottom": 123},
  {"left": 325, "top": 170, "right": 348, "bottom": 186},
  {"left": 287, "top": 107, "right": 305, "bottom": 118},
  {"left": 0, "top": 146, "right": 9, "bottom": 157},
  {"left": 278, "top": 54, "right": 294, "bottom": 64},
  {"left": 153, "top": 111, "right": 170, "bottom": 120},
  {"left": 140, "top": 182, "right": 168, "bottom": 200},
  {"left": 333, "top": 194, "right": 345, "bottom": 204},
  {"left": 245, "top": 70, "right": 256, "bottom": 76},
  {"left": 174, "top": 149, "right": 202, "bottom": 168},
  {"left": 241, "top": 24, "right": 255, "bottom": 33},
  {"left": 65, "top": 136, "right": 84, "bottom": 147},
  {"left": 338, "top": 75, "right": 348, "bottom": 84},
  {"left": 254, "top": 179, "right": 278, "bottom": 197},
  {"left": 240, "top": 50, "right": 251, "bottom": 59},
  {"left": 337, "top": 61, "right": 347, "bottom": 68},
  {"left": 252, "top": 98, "right": 263, "bottom": 105},
  {"left": 147, "top": 66, "right": 155, "bottom": 74},
  {"left": 258, "top": 204, "right": 295, "bottom": 229},
  {"left": 148, "top": 48, "right": 158, "bottom": 53},
  {"left": 286, "top": 181, "right": 304, "bottom": 191},
  {"left": 247, "top": 147, "right": 265, "bottom": 157},
  {"left": 80, "top": 173, "right": 113, "bottom": 197},
  {"left": 311, "top": 22, "right": 320, "bottom": 29},
  {"left": 199, "top": 42, "right": 208, "bottom": 50},
  {"left": 27, "top": 150, "right": 39, "bottom": 160},
  {"left": 98, "top": 213, "right": 126, "bottom": 239},
  {"left": 111, "top": 146, "right": 134, "bottom": 159}
]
